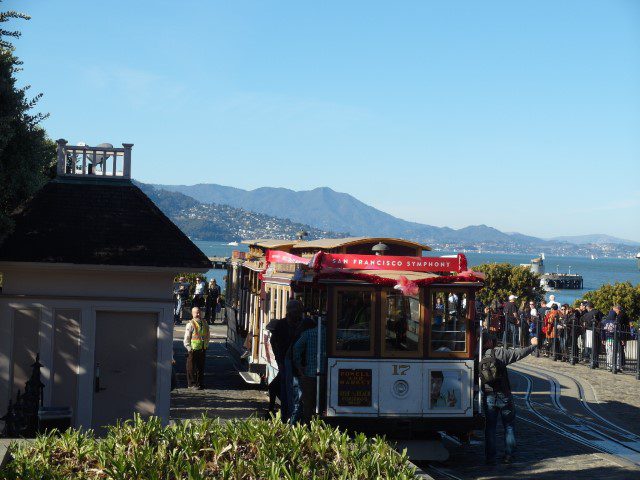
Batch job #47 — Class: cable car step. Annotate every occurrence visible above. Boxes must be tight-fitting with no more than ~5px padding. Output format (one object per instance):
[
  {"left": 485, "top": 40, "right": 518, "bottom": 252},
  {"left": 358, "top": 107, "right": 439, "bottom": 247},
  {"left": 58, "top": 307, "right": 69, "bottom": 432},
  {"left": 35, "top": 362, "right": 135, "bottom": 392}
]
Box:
[{"left": 239, "top": 371, "right": 261, "bottom": 384}]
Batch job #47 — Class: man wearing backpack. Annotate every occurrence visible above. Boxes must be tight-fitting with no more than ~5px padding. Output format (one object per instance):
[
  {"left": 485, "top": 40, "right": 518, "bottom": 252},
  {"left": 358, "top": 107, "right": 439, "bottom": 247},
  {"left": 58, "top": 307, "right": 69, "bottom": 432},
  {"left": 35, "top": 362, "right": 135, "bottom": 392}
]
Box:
[{"left": 480, "top": 331, "right": 538, "bottom": 465}]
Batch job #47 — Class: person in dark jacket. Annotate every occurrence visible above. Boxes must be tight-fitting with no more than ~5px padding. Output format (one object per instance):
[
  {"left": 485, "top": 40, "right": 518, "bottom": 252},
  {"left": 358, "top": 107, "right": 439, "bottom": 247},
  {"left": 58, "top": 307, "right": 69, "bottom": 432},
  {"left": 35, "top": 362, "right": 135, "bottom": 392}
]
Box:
[
  {"left": 502, "top": 295, "right": 520, "bottom": 347},
  {"left": 581, "top": 302, "right": 603, "bottom": 366},
  {"left": 602, "top": 305, "right": 628, "bottom": 372},
  {"left": 286, "top": 309, "right": 316, "bottom": 424},
  {"left": 268, "top": 300, "right": 302, "bottom": 419},
  {"left": 481, "top": 332, "right": 538, "bottom": 465}
]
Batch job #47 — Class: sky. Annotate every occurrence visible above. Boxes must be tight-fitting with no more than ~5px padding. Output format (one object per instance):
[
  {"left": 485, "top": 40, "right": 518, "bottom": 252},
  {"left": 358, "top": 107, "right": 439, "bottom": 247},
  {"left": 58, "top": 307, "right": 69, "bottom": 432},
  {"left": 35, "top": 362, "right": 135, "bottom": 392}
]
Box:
[{"left": 5, "top": 0, "right": 640, "bottom": 241}]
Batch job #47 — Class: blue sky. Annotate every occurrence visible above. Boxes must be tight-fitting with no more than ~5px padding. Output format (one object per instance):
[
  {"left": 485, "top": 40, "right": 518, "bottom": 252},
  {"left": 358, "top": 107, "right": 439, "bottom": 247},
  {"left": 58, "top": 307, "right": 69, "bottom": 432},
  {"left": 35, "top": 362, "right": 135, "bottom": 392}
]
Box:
[{"left": 6, "top": 0, "right": 640, "bottom": 241}]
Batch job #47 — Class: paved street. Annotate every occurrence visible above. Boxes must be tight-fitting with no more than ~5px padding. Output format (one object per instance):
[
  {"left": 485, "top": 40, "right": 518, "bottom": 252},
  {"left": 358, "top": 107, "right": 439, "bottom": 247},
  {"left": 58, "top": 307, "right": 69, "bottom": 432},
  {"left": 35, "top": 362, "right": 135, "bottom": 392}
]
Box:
[
  {"left": 170, "top": 321, "right": 640, "bottom": 479},
  {"left": 423, "top": 355, "right": 640, "bottom": 480},
  {"left": 170, "top": 322, "right": 268, "bottom": 422}
]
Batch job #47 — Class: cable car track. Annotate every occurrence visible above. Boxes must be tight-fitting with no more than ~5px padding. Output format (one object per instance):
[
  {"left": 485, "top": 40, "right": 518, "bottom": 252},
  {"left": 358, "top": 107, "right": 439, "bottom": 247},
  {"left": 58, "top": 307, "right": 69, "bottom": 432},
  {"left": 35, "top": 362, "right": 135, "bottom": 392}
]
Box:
[
  {"left": 515, "top": 371, "right": 640, "bottom": 450},
  {"left": 511, "top": 369, "right": 640, "bottom": 467},
  {"left": 514, "top": 362, "right": 640, "bottom": 443}
]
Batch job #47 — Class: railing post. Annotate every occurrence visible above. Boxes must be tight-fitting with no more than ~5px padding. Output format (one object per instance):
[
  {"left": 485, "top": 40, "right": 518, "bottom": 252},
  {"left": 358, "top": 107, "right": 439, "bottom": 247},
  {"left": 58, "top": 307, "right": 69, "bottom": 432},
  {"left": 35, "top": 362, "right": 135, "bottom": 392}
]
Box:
[
  {"left": 612, "top": 325, "right": 619, "bottom": 374},
  {"left": 570, "top": 319, "right": 576, "bottom": 365},
  {"left": 56, "top": 139, "right": 68, "bottom": 175},
  {"left": 635, "top": 323, "right": 640, "bottom": 380},
  {"left": 122, "top": 143, "right": 133, "bottom": 179},
  {"left": 553, "top": 317, "right": 558, "bottom": 361},
  {"left": 590, "top": 320, "right": 597, "bottom": 369}
]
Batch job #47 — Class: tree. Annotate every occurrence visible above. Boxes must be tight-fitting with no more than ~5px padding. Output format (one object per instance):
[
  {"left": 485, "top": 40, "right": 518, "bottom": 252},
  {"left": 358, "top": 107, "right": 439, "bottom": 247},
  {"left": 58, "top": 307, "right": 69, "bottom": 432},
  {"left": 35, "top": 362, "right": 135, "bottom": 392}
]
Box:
[
  {"left": 0, "top": 5, "right": 56, "bottom": 242},
  {"left": 575, "top": 282, "right": 640, "bottom": 323},
  {"left": 472, "top": 263, "right": 546, "bottom": 307}
]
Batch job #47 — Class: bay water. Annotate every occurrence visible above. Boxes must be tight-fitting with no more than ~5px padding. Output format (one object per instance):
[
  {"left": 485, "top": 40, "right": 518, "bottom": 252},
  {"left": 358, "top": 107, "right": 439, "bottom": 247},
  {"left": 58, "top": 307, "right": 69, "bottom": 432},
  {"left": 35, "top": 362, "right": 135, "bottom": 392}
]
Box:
[{"left": 195, "top": 241, "right": 640, "bottom": 306}]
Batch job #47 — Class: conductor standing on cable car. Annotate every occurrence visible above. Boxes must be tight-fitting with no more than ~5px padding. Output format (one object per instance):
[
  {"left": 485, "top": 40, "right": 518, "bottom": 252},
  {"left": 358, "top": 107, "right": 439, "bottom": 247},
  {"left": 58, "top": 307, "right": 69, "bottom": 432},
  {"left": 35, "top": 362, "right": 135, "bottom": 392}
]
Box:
[{"left": 479, "top": 331, "right": 538, "bottom": 465}]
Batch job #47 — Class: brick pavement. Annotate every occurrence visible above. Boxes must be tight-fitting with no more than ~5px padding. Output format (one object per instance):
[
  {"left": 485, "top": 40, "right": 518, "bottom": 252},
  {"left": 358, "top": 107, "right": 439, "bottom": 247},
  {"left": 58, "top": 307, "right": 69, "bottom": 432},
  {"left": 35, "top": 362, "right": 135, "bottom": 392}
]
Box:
[
  {"left": 425, "top": 354, "right": 640, "bottom": 480},
  {"left": 170, "top": 323, "right": 640, "bottom": 479},
  {"left": 170, "top": 323, "right": 268, "bottom": 422}
]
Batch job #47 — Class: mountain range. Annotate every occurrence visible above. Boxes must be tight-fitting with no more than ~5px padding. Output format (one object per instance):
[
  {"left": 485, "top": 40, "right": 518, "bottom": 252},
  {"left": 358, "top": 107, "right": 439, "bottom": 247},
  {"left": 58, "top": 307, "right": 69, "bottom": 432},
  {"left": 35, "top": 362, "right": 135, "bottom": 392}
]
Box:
[
  {"left": 137, "top": 183, "right": 343, "bottom": 242},
  {"left": 148, "top": 182, "right": 639, "bottom": 256},
  {"left": 549, "top": 234, "right": 640, "bottom": 247}
]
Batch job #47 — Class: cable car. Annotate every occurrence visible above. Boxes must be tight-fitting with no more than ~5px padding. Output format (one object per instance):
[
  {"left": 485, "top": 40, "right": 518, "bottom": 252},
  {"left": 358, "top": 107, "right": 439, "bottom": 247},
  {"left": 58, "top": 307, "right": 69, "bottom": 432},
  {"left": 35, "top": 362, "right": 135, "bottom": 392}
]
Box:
[{"left": 225, "top": 237, "right": 485, "bottom": 437}]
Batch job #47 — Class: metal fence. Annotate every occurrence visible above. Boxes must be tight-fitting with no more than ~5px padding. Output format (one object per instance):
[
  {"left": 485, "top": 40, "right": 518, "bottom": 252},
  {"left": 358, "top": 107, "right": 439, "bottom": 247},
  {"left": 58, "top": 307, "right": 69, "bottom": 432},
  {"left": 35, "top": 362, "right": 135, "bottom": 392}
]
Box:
[{"left": 495, "top": 315, "right": 639, "bottom": 380}]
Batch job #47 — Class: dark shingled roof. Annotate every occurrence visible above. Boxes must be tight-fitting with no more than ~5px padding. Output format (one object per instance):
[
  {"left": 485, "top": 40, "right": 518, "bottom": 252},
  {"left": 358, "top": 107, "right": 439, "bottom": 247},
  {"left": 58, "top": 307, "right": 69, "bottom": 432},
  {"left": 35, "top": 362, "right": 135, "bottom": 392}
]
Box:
[{"left": 0, "top": 177, "right": 211, "bottom": 269}]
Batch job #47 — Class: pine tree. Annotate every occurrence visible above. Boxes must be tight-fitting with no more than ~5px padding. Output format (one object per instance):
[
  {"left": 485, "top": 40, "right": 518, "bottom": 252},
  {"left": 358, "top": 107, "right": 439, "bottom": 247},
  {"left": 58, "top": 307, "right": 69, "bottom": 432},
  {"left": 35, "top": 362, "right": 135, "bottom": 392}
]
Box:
[{"left": 0, "top": 5, "right": 56, "bottom": 242}]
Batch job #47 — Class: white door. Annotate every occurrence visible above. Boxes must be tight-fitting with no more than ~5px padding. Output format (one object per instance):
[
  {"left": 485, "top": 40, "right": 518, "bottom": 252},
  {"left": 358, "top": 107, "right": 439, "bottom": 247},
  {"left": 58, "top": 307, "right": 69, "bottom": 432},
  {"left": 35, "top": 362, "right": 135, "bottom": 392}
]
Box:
[{"left": 92, "top": 311, "right": 157, "bottom": 431}]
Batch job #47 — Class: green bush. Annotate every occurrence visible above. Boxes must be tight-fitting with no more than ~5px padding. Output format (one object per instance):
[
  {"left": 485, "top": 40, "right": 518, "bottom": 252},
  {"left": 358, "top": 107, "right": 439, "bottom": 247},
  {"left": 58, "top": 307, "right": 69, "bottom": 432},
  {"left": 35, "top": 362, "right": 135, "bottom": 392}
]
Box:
[
  {"left": 174, "top": 273, "right": 209, "bottom": 298},
  {"left": 574, "top": 281, "right": 640, "bottom": 321},
  {"left": 1, "top": 414, "right": 418, "bottom": 479},
  {"left": 472, "top": 263, "right": 545, "bottom": 307}
]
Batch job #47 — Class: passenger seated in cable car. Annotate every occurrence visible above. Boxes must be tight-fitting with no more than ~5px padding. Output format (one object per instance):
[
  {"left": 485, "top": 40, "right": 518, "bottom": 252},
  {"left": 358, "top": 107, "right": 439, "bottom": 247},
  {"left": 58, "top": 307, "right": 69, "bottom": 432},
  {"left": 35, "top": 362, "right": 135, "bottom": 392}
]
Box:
[{"left": 336, "top": 292, "right": 372, "bottom": 352}]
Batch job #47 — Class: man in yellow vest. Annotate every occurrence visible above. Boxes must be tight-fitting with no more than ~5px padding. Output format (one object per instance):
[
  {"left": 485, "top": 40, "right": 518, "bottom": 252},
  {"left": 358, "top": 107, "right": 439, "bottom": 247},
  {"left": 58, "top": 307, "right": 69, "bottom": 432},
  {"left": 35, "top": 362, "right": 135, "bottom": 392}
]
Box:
[{"left": 183, "top": 306, "right": 210, "bottom": 389}]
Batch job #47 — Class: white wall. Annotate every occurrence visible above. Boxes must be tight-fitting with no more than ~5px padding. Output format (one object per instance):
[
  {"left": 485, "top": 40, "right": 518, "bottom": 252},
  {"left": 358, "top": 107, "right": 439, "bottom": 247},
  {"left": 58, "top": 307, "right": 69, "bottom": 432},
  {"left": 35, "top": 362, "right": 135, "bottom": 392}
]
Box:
[
  {"left": 1, "top": 264, "right": 174, "bottom": 299},
  {"left": 0, "top": 264, "right": 180, "bottom": 429}
]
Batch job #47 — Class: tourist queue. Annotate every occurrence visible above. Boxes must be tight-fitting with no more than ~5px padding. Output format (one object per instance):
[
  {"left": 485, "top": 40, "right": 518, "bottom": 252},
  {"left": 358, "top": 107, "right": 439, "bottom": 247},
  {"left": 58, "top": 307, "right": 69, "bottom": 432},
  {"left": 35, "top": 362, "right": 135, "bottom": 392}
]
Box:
[{"left": 483, "top": 295, "right": 635, "bottom": 373}]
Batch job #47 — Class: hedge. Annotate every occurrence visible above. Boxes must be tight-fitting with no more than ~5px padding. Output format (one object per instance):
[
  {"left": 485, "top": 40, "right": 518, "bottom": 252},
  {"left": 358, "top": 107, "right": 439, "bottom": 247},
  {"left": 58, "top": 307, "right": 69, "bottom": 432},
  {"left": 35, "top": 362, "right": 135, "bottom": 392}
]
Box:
[{"left": 0, "top": 414, "right": 419, "bottom": 479}]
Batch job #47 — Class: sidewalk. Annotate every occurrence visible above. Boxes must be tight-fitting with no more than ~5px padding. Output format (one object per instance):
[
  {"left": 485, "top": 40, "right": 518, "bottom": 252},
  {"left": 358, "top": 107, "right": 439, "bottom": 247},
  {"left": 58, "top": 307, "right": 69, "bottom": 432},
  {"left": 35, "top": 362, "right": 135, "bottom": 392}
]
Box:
[{"left": 170, "top": 322, "right": 268, "bottom": 422}]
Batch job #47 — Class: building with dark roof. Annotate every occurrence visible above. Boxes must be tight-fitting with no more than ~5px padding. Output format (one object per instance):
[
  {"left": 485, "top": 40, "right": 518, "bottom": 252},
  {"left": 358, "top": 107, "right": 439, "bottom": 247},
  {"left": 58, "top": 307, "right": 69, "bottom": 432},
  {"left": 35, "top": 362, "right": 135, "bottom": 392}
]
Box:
[{"left": 0, "top": 140, "right": 211, "bottom": 430}]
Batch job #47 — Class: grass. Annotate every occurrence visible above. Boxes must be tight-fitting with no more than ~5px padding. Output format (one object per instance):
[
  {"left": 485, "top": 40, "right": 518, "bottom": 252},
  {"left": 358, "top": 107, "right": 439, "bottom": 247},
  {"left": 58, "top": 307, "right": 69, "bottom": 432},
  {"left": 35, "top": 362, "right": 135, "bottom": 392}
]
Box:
[{"left": 0, "top": 414, "right": 419, "bottom": 479}]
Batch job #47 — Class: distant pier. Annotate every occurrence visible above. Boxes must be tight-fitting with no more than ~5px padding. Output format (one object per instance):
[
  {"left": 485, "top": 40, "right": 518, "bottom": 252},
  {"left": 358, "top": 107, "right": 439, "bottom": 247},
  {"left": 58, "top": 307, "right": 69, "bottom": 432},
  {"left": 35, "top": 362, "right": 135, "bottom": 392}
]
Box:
[
  {"left": 208, "top": 256, "right": 229, "bottom": 269},
  {"left": 541, "top": 272, "right": 584, "bottom": 290}
]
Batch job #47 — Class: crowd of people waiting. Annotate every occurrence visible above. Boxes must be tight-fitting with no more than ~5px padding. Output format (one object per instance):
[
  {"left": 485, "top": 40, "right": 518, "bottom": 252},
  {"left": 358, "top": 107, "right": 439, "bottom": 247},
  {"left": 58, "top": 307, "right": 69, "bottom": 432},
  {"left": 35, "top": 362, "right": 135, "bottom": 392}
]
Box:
[
  {"left": 173, "top": 276, "right": 222, "bottom": 325},
  {"left": 482, "top": 294, "right": 634, "bottom": 372}
]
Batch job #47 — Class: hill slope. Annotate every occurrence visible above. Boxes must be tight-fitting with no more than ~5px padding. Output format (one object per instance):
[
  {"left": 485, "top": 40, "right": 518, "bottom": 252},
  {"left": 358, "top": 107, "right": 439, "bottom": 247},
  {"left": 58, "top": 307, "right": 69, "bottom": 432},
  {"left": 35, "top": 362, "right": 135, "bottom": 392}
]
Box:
[
  {"left": 152, "top": 183, "right": 545, "bottom": 244},
  {"left": 148, "top": 183, "right": 639, "bottom": 257},
  {"left": 137, "top": 183, "right": 343, "bottom": 242},
  {"left": 550, "top": 234, "right": 640, "bottom": 247}
]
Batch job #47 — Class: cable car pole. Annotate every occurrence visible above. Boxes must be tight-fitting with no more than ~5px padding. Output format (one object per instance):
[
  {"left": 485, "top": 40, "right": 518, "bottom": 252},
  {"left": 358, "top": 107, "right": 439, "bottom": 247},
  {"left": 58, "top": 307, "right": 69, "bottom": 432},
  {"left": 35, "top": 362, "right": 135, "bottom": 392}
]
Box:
[{"left": 316, "top": 313, "right": 322, "bottom": 415}]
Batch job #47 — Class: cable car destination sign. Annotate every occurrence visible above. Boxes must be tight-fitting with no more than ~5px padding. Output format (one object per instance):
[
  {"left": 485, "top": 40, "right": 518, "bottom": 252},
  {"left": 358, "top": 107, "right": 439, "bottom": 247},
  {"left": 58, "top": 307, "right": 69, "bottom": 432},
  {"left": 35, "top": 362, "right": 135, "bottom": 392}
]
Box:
[
  {"left": 265, "top": 250, "right": 468, "bottom": 273},
  {"left": 318, "top": 253, "right": 467, "bottom": 273}
]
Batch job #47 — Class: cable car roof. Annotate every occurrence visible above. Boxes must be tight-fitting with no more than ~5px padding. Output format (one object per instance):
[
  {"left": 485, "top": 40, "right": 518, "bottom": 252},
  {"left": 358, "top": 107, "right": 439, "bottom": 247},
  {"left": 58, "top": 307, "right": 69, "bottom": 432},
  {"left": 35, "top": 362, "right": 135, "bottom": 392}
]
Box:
[
  {"left": 241, "top": 239, "right": 298, "bottom": 249},
  {"left": 292, "top": 237, "right": 432, "bottom": 251}
]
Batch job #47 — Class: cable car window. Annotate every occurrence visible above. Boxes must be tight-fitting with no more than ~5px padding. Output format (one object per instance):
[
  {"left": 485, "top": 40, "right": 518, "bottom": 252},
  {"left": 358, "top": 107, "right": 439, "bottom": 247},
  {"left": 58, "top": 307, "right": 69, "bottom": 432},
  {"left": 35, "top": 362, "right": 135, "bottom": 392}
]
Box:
[
  {"left": 335, "top": 289, "right": 373, "bottom": 354},
  {"left": 430, "top": 290, "right": 468, "bottom": 353},
  {"left": 383, "top": 292, "right": 421, "bottom": 356}
]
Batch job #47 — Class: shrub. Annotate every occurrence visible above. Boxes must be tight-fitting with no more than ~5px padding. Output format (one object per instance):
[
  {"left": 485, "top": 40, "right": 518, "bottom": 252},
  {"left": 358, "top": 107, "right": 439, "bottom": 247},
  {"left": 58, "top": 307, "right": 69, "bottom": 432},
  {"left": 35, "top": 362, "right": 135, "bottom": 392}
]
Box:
[
  {"left": 1, "top": 414, "right": 419, "bottom": 479},
  {"left": 472, "top": 263, "right": 545, "bottom": 307},
  {"left": 574, "top": 281, "right": 640, "bottom": 321},
  {"left": 174, "top": 272, "right": 209, "bottom": 297}
]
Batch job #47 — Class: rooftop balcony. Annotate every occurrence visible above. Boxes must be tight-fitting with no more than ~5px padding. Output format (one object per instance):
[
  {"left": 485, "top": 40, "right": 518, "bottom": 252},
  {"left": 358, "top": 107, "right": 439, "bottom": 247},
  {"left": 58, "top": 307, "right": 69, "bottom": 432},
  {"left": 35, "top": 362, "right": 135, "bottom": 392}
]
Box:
[{"left": 56, "top": 139, "right": 133, "bottom": 179}]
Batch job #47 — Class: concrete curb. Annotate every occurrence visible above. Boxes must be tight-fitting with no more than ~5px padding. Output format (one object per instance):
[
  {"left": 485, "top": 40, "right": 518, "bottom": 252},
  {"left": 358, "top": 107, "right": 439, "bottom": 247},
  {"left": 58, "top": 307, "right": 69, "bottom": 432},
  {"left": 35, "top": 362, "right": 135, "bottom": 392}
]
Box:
[
  {"left": 408, "top": 460, "right": 435, "bottom": 479},
  {"left": 0, "top": 439, "right": 31, "bottom": 470}
]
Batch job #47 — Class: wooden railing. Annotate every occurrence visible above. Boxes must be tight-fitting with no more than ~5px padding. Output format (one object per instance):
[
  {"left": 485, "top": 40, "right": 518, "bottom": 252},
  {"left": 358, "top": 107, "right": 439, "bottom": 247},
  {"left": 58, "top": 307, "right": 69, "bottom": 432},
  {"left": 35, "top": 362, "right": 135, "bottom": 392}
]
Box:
[{"left": 56, "top": 139, "right": 133, "bottom": 179}]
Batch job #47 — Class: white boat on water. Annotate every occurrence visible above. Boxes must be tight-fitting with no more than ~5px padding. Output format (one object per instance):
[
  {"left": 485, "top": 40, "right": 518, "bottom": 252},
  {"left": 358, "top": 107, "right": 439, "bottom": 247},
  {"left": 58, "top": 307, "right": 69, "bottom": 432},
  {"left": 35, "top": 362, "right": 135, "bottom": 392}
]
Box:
[
  {"left": 227, "top": 241, "right": 239, "bottom": 246},
  {"left": 590, "top": 254, "right": 597, "bottom": 260}
]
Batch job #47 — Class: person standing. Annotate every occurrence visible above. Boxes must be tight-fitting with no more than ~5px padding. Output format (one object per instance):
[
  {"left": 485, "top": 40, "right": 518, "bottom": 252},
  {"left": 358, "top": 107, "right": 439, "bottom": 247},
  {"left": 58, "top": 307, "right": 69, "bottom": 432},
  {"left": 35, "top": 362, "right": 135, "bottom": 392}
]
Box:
[
  {"left": 581, "top": 302, "right": 603, "bottom": 366},
  {"left": 544, "top": 304, "right": 560, "bottom": 360},
  {"left": 269, "top": 299, "right": 303, "bottom": 421},
  {"left": 193, "top": 277, "right": 206, "bottom": 308},
  {"left": 538, "top": 300, "right": 549, "bottom": 323},
  {"left": 480, "top": 332, "right": 538, "bottom": 465},
  {"left": 502, "top": 295, "right": 519, "bottom": 347},
  {"left": 518, "top": 300, "right": 530, "bottom": 347},
  {"left": 205, "top": 278, "right": 221, "bottom": 324},
  {"left": 293, "top": 317, "right": 327, "bottom": 423},
  {"left": 183, "top": 307, "right": 209, "bottom": 389},
  {"left": 602, "top": 305, "right": 627, "bottom": 372},
  {"left": 547, "top": 294, "right": 561, "bottom": 309},
  {"left": 564, "top": 305, "right": 581, "bottom": 362},
  {"left": 173, "top": 277, "right": 189, "bottom": 325}
]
